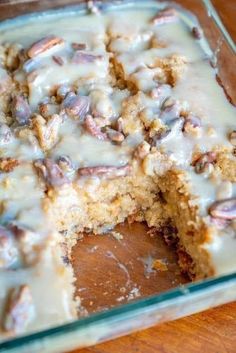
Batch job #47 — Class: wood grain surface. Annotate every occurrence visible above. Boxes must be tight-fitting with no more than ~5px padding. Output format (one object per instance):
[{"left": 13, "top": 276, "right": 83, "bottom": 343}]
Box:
[{"left": 70, "top": 2, "right": 236, "bottom": 353}]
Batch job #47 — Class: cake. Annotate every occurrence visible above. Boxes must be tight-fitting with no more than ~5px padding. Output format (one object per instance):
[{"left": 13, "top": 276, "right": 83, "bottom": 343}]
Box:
[{"left": 0, "top": 1, "right": 235, "bottom": 338}]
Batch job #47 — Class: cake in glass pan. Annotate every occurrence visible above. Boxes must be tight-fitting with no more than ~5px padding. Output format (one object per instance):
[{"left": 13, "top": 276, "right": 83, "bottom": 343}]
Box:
[{"left": 0, "top": 1, "right": 235, "bottom": 339}]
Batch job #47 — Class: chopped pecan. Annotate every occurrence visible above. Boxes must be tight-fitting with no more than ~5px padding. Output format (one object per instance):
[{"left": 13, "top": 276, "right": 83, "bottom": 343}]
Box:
[
  {"left": 192, "top": 152, "right": 216, "bottom": 174},
  {"left": 183, "top": 114, "right": 201, "bottom": 132},
  {"left": 83, "top": 114, "right": 108, "bottom": 141},
  {"left": 71, "top": 43, "right": 87, "bottom": 50},
  {"left": 0, "top": 158, "right": 19, "bottom": 173},
  {"left": 11, "top": 96, "right": 31, "bottom": 125},
  {"left": 228, "top": 130, "right": 236, "bottom": 146},
  {"left": 209, "top": 198, "right": 236, "bottom": 220},
  {"left": 34, "top": 158, "right": 70, "bottom": 187},
  {"left": 151, "top": 8, "right": 178, "bottom": 25},
  {"left": 32, "top": 114, "right": 62, "bottom": 151},
  {"left": 28, "top": 35, "right": 64, "bottom": 58},
  {"left": 38, "top": 102, "right": 58, "bottom": 118},
  {"left": 57, "top": 155, "right": 74, "bottom": 172},
  {"left": 0, "top": 226, "right": 19, "bottom": 269},
  {"left": 152, "top": 118, "right": 183, "bottom": 145},
  {"left": 78, "top": 164, "right": 131, "bottom": 178},
  {"left": 106, "top": 127, "right": 124, "bottom": 143},
  {"left": 192, "top": 26, "right": 202, "bottom": 40},
  {"left": 8, "top": 223, "right": 42, "bottom": 266},
  {"left": 62, "top": 93, "right": 90, "bottom": 120},
  {"left": 71, "top": 51, "right": 103, "bottom": 64},
  {"left": 3, "top": 285, "right": 34, "bottom": 333},
  {"left": 0, "top": 123, "right": 12, "bottom": 145},
  {"left": 52, "top": 55, "right": 64, "bottom": 66},
  {"left": 160, "top": 102, "right": 181, "bottom": 123}
]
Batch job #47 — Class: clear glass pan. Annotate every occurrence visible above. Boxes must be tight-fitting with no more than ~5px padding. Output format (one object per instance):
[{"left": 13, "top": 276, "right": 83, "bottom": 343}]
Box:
[{"left": 0, "top": 1, "right": 235, "bottom": 352}]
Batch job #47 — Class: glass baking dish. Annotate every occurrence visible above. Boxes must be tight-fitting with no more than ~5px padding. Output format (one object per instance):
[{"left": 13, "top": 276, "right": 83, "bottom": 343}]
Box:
[{"left": 0, "top": 0, "right": 235, "bottom": 352}]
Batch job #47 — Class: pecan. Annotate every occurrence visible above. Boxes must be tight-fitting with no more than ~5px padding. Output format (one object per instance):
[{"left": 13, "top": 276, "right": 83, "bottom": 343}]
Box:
[
  {"left": 0, "top": 226, "right": 19, "bottom": 269},
  {"left": 151, "top": 8, "right": 178, "bottom": 25},
  {"left": 8, "top": 223, "right": 42, "bottom": 266},
  {"left": 210, "top": 217, "right": 230, "bottom": 229},
  {"left": 28, "top": 35, "right": 64, "bottom": 58},
  {"left": 62, "top": 93, "right": 90, "bottom": 120},
  {"left": 11, "top": 96, "right": 31, "bottom": 125},
  {"left": 228, "top": 130, "right": 236, "bottom": 146},
  {"left": 192, "top": 152, "right": 216, "bottom": 174},
  {"left": 160, "top": 102, "right": 181, "bottom": 123},
  {"left": 152, "top": 118, "right": 183, "bottom": 145},
  {"left": 0, "top": 123, "right": 12, "bottom": 145},
  {"left": 38, "top": 102, "right": 58, "bottom": 118},
  {"left": 57, "top": 155, "right": 74, "bottom": 172},
  {"left": 83, "top": 114, "right": 108, "bottom": 141},
  {"left": 192, "top": 26, "right": 202, "bottom": 40},
  {"left": 34, "top": 158, "right": 70, "bottom": 187},
  {"left": 3, "top": 285, "right": 34, "bottom": 333},
  {"left": 32, "top": 114, "right": 62, "bottom": 151},
  {"left": 183, "top": 114, "right": 201, "bottom": 132},
  {"left": 71, "top": 42, "right": 87, "bottom": 50},
  {"left": 71, "top": 51, "right": 103, "bottom": 64},
  {"left": 0, "top": 158, "right": 20, "bottom": 173},
  {"left": 209, "top": 198, "right": 236, "bottom": 220},
  {"left": 106, "top": 127, "right": 124, "bottom": 143},
  {"left": 78, "top": 164, "right": 131, "bottom": 178},
  {"left": 52, "top": 55, "right": 64, "bottom": 66}
]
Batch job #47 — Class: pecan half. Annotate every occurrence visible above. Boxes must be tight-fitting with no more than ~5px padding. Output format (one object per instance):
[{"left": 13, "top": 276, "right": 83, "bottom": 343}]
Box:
[
  {"left": 28, "top": 35, "right": 64, "bottom": 58},
  {"left": 52, "top": 55, "right": 64, "bottom": 66},
  {"left": 151, "top": 8, "right": 178, "bottom": 25},
  {"left": 62, "top": 93, "right": 90, "bottom": 120},
  {"left": 3, "top": 285, "right": 34, "bottom": 333},
  {"left": 11, "top": 96, "right": 31, "bottom": 125},
  {"left": 0, "top": 226, "right": 19, "bottom": 269},
  {"left": 192, "top": 152, "right": 216, "bottom": 174},
  {"left": 209, "top": 198, "right": 236, "bottom": 220},
  {"left": 78, "top": 164, "right": 131, "bottom": 178},
  {"left": 71, "top": 51, "right": 103, "bottom": 64},
  {"left": 83, "top": 114, "right": 108, "bottom": 141},
  {"left": 192, "top": 26, "right": 202, "bottom": 40},
  {"left": 34, "top": 158, "right": 70, "bottom": 187},
  {"left": 0, "top": 158, "right": 19, "bottom": 173},
  {"left": 0, "top": 124, "right": 12, "bottom": 145}
]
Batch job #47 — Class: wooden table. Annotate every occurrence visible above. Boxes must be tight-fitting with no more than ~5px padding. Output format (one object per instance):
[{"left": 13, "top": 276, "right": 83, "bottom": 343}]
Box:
[{"left": 70, "top": 1, "right": 236, "bottom": 353}]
